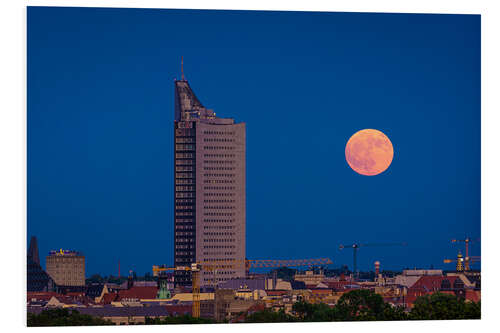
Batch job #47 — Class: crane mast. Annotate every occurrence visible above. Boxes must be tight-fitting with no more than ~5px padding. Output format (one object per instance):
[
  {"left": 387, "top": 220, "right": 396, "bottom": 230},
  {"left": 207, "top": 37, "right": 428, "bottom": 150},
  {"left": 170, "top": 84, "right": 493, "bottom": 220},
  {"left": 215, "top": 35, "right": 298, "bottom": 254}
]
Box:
[{"left": 339, "top": 242, "right": 407, "bottom": 281}]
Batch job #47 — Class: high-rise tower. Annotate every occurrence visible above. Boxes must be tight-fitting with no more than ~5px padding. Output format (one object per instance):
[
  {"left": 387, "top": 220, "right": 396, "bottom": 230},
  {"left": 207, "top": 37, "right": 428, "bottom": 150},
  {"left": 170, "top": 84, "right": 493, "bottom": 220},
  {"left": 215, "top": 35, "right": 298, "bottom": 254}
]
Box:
[{"left": 174, "top": 74, "right": 246, "bottom": 287}]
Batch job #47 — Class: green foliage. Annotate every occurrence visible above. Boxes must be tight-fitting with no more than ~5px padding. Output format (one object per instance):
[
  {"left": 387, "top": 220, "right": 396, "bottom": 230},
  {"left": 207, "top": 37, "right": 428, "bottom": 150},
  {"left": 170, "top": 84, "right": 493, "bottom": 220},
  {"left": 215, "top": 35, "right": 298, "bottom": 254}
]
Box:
[
  {"left": 144, "top": 314, "right": 215, "bottom": 325},
  {"left": 409, "top": 292, "right": 480, "bottom": 320},
  {"left": 27, "top": 308, "right": 114, "bottom": 327},
  {"left": 335, "top": 289, "right": 394, "bottom": 321},
  {"left": 292, "top": 301, "right": 334, "bottom": 321},
  {"left": 271, "top": 267, "right": 297, "bottom": 281},
  {"left": 85, "top": 274, "right": 105, "bottom": 284},
  {"left": 245, "top": 308, "right": 296, "bottom": 323},
  {"left": 293, "top": 290, "right": 407, "bottom": 322}
]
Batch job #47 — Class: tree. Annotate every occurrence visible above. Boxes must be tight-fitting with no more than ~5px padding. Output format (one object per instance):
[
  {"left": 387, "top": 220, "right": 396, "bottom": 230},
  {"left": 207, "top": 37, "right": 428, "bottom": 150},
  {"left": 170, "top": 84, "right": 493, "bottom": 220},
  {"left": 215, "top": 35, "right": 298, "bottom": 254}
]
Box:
[
  {"left": 330, "top": 289, "right": 408, "bottom": 321},
  {"left": 245, "top": 308, "right": 295, "bottom": 323},
  {"left": 85, "top": 274, "right": 104, "bottom": 284},
  {"left": 334, "top": 289, "right": 388, "bottom": 321},
  {"left": 292, "top": 301, "right": 334, "bottom": 322},
  {"left": 270, "top": 267, "right": 297, "bottom": 281},
  {"left": 27, "top": 308, "right": 114, "bottom": 326},
  {"left": 409, "top": 292, "right": 480, "bottom": 320}
]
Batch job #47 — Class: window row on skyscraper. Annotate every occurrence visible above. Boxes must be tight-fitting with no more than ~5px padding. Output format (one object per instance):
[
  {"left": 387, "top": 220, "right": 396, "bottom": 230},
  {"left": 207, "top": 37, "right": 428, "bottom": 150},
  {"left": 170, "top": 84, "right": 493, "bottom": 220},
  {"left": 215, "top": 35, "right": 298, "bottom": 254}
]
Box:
[
  {"left": 176, "top": 179, "right": 194, "bottom": 185},
  {"left": 175, "top": 205, "right": 193, "bottom": 209},
  {"left": 203, "top": 173, "right": 235, "bottom": 177},
  {"left": 176, "top": 192, "right": 194, "bottom": 198},
  {"left": 203, "top": 212, "right": 235, "bottom": 217},
  {"left": 176, "top": 166, "right": 193, "bottom": 171},
  {"left": 203, "top": 199, "right": 235, "bottom": 203},
  {"left": 176, "top": 212, "right": 194, "bottom": 216},
  {"left": 176, "top": 173, "right": 193, "bottom": 179},
  {"left": 176, "top": 238, "right": 194, "bottom": 243},
  {"left": 203, "top": 186, "right": 235, "bottom": 190},
  {"left": 203, "top": 160, "right": 235, "bottom": 165},
  {"left": 176, "top": 159, "right": 194, "bottom": 165},
  {"left": 203, "top": 167, "right": 235, "bottom": 171},
  {"left": 175, "top": 251, "right": 194, "bottom": 255},
  {"left": 202, "top": 131, "right": 235, "bottom": 135},
  {"left": 176, "top": 144, "right": 195, "bottom": 150},
  {"left": 203, "top": 205, "right": 235, "bottom": 210},
  {"left": 176, "top": 137, "right": 195, "bottom": 143},
  {"left": 175, "top": 153, "right": 194, "bottom": 159},
  {"left": 203, "top": 138, "right": 235, "bottom": 142},
  {"left": 202, "top": 252, "right": 236, "bottom": 256},
  {"left": 203, "top": 226, "right": 234, "bottom": 230},
  {"left": 203, "top": 232, "right": 235, "bottom": 236},
  {"left": 176, "top": 185, "right": 194, "bottom": 191},
  {"left": 203, "top": 146, "right": 235, "bottom": 150},
  {"left": 203, "top": 218, "right": 235, "bottom": 223},
  {"left": 175, "top": 245, "right": 193, "bottom": 249},
  {"left": 176, "top": 225, "right": 194, "bottom": 230},
  {"left": 203, "top": 180, "right": 235, "bottom": 184},
  {"left": 203, "top": 192, "right": 235, "bottom": 197},
  {"left": 203, "top": 154, "right": 235, "bottom": 158},
  {"left": 203, "top": 238, "right": 235, "bottom": 243},
  {"left": 176, "top": 231, "right": 194, "bottom": 236},
  {"left": 176, "top": 199, "right": 194, "bottom": 204}
]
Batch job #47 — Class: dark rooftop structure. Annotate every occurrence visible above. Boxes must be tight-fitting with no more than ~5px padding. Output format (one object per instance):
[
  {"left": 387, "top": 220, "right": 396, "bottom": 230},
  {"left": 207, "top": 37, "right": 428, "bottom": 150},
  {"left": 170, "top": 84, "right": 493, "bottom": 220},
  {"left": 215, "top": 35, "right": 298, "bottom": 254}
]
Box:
[{"left": 27, "top": 236, "right": 56, "bottom": 292}]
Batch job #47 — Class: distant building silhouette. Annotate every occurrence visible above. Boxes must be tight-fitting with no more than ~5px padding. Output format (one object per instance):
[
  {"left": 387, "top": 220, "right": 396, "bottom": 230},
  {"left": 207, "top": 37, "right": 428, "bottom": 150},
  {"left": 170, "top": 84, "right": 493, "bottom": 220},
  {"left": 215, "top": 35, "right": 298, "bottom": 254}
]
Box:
[
  {"left": 28, "top": 236, "right": 40, "bottom": 265},
  {"left": 27, "top": 236, "right": 55, "bottom": 292}
]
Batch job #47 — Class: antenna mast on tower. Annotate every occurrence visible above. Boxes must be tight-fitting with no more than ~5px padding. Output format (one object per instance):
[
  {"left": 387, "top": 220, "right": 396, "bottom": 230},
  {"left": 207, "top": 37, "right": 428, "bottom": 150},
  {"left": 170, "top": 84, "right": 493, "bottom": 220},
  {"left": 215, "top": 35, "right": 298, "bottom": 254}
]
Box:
[{"left": 181, "top": 56, "right": 185, "bottom": 80}]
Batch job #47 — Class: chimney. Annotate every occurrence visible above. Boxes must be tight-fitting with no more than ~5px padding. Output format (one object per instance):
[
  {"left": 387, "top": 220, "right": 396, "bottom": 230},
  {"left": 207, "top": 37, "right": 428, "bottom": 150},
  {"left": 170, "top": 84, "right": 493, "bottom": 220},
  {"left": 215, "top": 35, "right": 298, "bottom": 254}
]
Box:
[
  {"left": 374, "top": 261, "right": 380, "bottom": 276},
  {"left": 127, "top": 271, "right": 134, "bottom": 289}
]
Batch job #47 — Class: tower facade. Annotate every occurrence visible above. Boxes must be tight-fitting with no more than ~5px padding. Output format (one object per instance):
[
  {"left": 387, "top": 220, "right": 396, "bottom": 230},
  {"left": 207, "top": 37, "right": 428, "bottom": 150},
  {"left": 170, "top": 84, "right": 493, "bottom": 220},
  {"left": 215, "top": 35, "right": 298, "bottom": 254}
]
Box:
[
  {"left": 174, "top": 78, "right": 246, "bottom": 287},
  {"left": 45, "top": 249, "right": 85, "bottom": 287}
]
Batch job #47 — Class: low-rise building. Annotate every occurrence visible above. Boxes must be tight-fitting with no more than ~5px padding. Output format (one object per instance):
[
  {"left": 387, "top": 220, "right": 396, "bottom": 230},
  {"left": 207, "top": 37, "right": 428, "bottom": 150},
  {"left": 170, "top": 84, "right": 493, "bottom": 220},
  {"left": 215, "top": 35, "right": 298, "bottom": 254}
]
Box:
[
  {"left": 294, "top": 270, "right": 325, "bottom": 286},
  {"left": 214, "top": 289, "right": 261, "bottom": 322}
]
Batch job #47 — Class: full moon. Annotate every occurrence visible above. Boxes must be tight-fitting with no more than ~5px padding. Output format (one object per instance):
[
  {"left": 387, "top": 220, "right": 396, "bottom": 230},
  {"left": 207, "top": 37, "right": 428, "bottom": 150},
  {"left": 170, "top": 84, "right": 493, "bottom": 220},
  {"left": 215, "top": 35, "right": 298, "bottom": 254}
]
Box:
[{"left": 345, "top": 129, "right": 394, "bottom": 176}]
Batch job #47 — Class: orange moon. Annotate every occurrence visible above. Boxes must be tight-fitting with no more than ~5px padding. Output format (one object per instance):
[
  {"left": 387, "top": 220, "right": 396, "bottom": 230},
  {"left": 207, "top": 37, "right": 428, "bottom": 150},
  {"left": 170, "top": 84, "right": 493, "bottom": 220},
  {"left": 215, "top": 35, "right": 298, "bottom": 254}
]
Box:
[{"left": 345, "top": 129, "right": 394, "bottom": 176}]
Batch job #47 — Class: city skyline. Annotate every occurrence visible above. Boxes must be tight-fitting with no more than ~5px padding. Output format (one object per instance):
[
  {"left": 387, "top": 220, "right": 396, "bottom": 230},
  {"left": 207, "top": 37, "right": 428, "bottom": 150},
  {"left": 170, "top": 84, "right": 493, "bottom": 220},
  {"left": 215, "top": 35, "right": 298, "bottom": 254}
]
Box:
[{"left": 27, "top": 7, "right": 480, "bottom": 276}]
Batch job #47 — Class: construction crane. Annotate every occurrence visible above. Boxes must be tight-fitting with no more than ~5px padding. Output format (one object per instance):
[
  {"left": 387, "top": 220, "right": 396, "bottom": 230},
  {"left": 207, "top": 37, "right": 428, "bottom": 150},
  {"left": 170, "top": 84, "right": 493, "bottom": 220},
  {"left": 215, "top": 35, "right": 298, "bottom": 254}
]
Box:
[
  {"left": 451, "top": 237, "right": 480, "bottom": 271},
  {"left": 152, "top": 264, "right": 201, "bottom": 317},
  {"left": 152, "top": 258, "right": 333, "bottom": 318},
  {"left": 339, "top": 242, "right": 407, "bottom": 280},
  {"left": 444, "top": 251, "right": 481, "bottom": 272}
]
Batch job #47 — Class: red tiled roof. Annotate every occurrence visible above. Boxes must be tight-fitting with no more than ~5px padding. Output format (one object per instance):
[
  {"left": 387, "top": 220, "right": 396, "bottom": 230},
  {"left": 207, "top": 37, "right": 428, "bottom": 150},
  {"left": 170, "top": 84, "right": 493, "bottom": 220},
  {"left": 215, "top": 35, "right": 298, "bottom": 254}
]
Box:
[
  {"left": 265, "top": 290, "right": 289, "bottom": 296},
  {"left": 27, "top": 292, "right": 59, "bottom": 302},
  {"left": 405, "top": 276, "right": 465, "bottom": 306},
  {"left": 117, "top": 286, "right": 158, "bottom": 300},
  {"left": 66, "top": 292, "right": 85, "bottom": 297},
  {"left": 465, "top": 289, "right": 481, "bottom": 303},
  {"left": 409, "top": 276, "right": 459, "bottom": 293},
  {"left": 56, "top": 294, "right": 95, "bottom": 306},
  {"left": 310, "top": 289, "right": 332, "bottom": 295},
  {"left": 99, "top": 293, "right": 119, "bottom": 304},
  {"left": 326, "top": 281, "right": 359, "bottom": 290}
]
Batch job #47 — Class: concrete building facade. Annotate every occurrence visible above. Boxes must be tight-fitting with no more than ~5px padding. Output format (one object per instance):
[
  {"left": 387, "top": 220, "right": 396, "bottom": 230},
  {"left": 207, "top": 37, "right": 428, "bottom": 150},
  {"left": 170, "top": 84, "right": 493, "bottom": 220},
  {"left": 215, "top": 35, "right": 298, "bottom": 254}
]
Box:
[
  {"left": 174, "top": 78, "right": 246, "bottom": 287},
  {"left": 45, "top": 250, "right": 85, "bottom": 287}
]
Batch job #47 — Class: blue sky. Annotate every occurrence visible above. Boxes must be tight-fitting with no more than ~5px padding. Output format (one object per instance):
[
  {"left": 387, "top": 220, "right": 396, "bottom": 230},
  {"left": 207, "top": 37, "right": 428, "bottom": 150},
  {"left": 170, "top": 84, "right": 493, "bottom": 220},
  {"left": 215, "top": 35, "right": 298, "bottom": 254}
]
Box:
[{"left": 27, "top": 7, "right": 480, "bottom": 276}]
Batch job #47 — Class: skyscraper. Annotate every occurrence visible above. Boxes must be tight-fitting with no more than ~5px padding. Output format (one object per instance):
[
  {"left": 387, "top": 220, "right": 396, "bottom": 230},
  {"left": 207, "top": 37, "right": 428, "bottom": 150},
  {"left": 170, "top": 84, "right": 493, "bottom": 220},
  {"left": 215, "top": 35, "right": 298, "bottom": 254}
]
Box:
[
  {"left": 46, "top": 249, "right": 85, "bottom": 287},
  {"left": 174, "top": 73, "right": 246, "bottom": 287}
]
